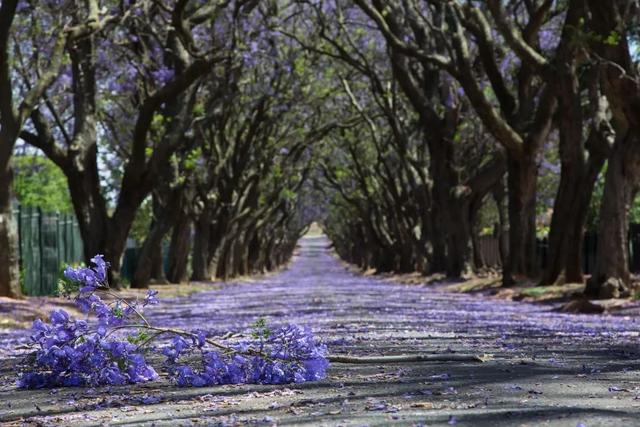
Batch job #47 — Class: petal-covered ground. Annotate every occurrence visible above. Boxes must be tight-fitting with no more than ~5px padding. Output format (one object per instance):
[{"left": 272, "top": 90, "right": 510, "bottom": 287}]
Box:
[{"left": 0, "top": 236, "right": 639, "bottom": 426}]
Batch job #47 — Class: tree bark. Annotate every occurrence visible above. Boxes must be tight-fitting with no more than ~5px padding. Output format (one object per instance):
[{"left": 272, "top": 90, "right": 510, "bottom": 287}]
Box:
[
  {"left": 166, "top": 215, "right": 191, "bottom": 284},
  {"left": 583, "top": 0, "right": 640, "bottom": 298},
  {"left": 493, "top": 184, "right": 508, "bottom": 268},
  {"left": 585, "top": 139, "right": 640, "bottom": 298},
  {"left": 0, "top": 154, "right": 21, "bottom": 298},
  {"left": 541, "top": 155, "right": 604, "bottom": 285},
  {"left": 503, "top": 154, "right": 538, "bottom": 285},
  {"left": 540, "top": 27, "right": 609, "bottom": 286},
  {"left": 132, "top": 190, "right": 182, "bottom": 288},
  {"left": 191, "top": 209, "right": 212, "bottom": 281},
  {"left": 150, "top": 237, "right": 166, "bottom": 282},
  {"left": 215, "top": 230, "right": 235, "bottom": 280}
]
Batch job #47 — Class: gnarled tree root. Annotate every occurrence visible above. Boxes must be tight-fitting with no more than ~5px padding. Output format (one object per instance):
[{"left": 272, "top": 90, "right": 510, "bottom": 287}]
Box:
[{"left": 328, "top": 354, "right": 491, "bottom": 364}]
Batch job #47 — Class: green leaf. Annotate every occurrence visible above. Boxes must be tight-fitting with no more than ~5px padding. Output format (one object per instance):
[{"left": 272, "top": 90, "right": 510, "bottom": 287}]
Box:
[
  {"left": 604, "top": 31, "right": 621, "bottom": 46},
  {"left": 127, "top": 331, "right": 150, "bottom": 345}
]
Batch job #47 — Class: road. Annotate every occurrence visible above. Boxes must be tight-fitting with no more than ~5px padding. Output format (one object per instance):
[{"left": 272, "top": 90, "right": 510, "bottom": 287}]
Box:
[{"left": 0, "top": 235, "right": 639, "bottom": 426}]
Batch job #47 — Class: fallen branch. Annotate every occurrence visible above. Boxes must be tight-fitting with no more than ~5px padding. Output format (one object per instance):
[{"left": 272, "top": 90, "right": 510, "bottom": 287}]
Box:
[{"left": 328, "top": 353, "right": 491, "bottom": 364}]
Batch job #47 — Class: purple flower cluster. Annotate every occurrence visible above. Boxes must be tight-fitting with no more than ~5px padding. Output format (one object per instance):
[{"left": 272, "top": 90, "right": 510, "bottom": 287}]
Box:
[
  {"left": 163, "top": 325, "right": 329, "bottom": 386},
  {"left": 151, "top": 66, "right": 175, "bottom": 86},
  {"left": 66, "top": 256, "right": 157, "bottom": 336},
  {"left": 17, "top": 256, "right": 329, "bottom": 389},
  {"left": 17, "top": 308, "right": 157, "bottom": 389},
  {"left": 63, "top": 255, "right": 108, "bottom": 293},
  {"left": 18, "top": 256, "right": 160, "bottom": 388}
]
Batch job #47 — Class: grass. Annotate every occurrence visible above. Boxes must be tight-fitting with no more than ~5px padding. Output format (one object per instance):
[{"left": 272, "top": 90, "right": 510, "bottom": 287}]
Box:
[
  {"left": 518, "top": 283, "right": 584, "bottom": 300},
  {"left": 449, "top": 277, "right": 502, "bottom": 293},
  {"left": 384, "top": 271, "right": 588, "bottom": 303}
]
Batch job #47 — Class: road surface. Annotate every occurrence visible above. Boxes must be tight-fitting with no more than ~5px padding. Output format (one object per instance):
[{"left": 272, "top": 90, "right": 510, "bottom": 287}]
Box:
[{"left": 0, "top": 236, "right": 639, "bottom": 426}]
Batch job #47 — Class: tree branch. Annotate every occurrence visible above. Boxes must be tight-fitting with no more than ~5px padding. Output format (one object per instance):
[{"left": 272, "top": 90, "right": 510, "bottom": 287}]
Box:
[{"left": 485, "top": 0, "right": 548, "bottom": 71}]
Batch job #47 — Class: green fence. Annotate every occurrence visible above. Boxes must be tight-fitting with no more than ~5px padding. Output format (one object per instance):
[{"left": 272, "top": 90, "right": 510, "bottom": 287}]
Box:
[{"left": 13, "top": 205, "right": 84, "bottom": 296}]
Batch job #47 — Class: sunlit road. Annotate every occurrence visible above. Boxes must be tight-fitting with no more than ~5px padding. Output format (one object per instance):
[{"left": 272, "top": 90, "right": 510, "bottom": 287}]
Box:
[{"left": 1, "top": 235, "right": 639, "bottom": 426}]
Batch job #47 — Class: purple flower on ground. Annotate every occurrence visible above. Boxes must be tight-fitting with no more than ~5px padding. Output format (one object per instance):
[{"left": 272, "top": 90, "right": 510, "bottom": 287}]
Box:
[
  {"left": 19, "top": 255, "right": 328, "bottom": 390},
  {"left": 50, "top": 309, "right": 69, "bottom": 325},
  {"left": 162, "top": 324, "right": 329, "bottom": 387},
  {"left": 143, "top": 289, "right": 159, "bottom": 306}
]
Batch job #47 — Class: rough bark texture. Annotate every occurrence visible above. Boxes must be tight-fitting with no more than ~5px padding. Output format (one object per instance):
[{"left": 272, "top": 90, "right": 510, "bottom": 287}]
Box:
[
  {"left": 166, "top": 215, "right": 191, "bottom": 284},
  {"left": 191, "top": 210, "right": 212, "bottom": 281},
  {"left": 541, "top": 76, "right": 607, "bottom": 285},
  {"left": 503, "top": 154, "right": 537, "bottom": 285},
  {"left": 0, "top": 158, "right": 20, "bottom": 298},
  {"left": 583, "top": 0, "right": 640, "bottom": 298},
  {"left": 132, "top": 191, "right": 181, "bottom": 288},
  {"left": 585, "top": 141, "right": 640, "bottom": 298},
  {"left": 493, "top": 185, "right": 508, "bottom": 269},
  {"left": 132, "top": 224, "right": 168, "bottom": 289},
  {"left": 538, "top": 1, "right": 609, "bottom": 286}
]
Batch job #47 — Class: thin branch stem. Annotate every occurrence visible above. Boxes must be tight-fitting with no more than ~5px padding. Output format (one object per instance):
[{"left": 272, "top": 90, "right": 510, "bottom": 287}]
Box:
[{"left": 329, "top": 353, "right": 491, "bottom": 364}]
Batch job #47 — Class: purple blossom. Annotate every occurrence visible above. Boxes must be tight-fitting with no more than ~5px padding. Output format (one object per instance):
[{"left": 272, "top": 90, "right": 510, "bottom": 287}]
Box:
[
  {"left": 16, "top": 0, "right": 29, "bottom": 12},
  {"left": 91, "top": 255, "right": 108, "bottom": 281},
  {"left": 50, "top": 309, "right": 69, "bottom": 325},
  {"left": 18, "top": 307, "right": 157, "bottom": 389},
  {"left": 163, "top": 324, "right": 329, "bottom": 386},
  {"left": 143, "top": 289, "right": 159, "bottom": 306},
  {"left": 63, "top": 255, "right": 109, "bottom": 292},
  {"left": 58, "top": 68, "right": 72, "bottom": 88},
  {"left": 151, "top": 67, "right": 174, "bottom": 85},
  {"left": 19, "top": 255, "right": 329, "bottom": 389},
  {"left": 540, "top": 158, "right": 560, "bottom": 175}
]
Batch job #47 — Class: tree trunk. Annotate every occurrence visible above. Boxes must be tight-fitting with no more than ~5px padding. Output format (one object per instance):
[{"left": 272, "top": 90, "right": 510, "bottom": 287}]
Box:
[
  {"left": 191, "top": 210, "right": 212, "bottom": 281},
  {"left": 427, "top": 207, "right": 447, "bottom": 274},
  {"left": 103, "top": 205, "right": 140, "bottom": 288},
  {"left": 540, "top": 56, "right": 608, "bottom": 286},
  {"left": 66, "top": 166, "right": 111, "bottom": 271},
  {"left": 150, "top": 237, "right": 166, "bottom": 282},
  {"left": 246, "top": 231, "right": 260, "bottom": 272},
  {"left": 0, "top": 3, "right": 21, "bottom": 298},
  {"left": 493, "top": 185, "right": 508, "bottom": 268},
  {"left": 470, "top": 196, "right": 486, "bottom": 270},
  {"left": 149, "top": 194, "right": 168, "bottom": 283},
  {"left": 0, "top": 155, "right": 21, "bottom": 298},
  {"left": 233, "top": 235, "right": 249, "bottom": 276},
  {"left": 132, "top": 220, "right": 171, "bottom": 288},
  {"left": 443, "top": 198, "right": 474, "bottom": 278},
  {"left": 427, "top": 138, "right": 456, "bottom": 275},
  {"left": 503, "top": 154, "right": 538, "bottom": 286},
  {"left": 541, "top": 160, "right": 603, "bottom": 285},
  {"left": 166, "top": 215, "right": 191, "bottom": 284},
  {"left": 542, "top": 165, "right": 582, "bottom": 285},
  {"left": 216, "top": 231, "right": 234, "bottom": 280},
  {"left": 585, "top": 138, "right": 640, "bottom": 298},
  {"left": 132, "top": 189, "right": 183, "bottom": 288},
  {"left": 472, "top": 230, "right": 484, "bottom": 269},
  {"left": 583, "top": 0, "right": 640, "bottom": 298}
]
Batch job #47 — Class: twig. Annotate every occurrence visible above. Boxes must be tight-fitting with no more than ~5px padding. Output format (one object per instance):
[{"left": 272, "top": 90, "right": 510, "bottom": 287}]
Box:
[
  {"left": 328, "top": 353, "right": 491, "bottom": 364},
  {"left": 104, "top": 290, "right": 151, "bottom": 327},
  {"left": 102, "top": 324, "right": 269, "bottom": 359}
]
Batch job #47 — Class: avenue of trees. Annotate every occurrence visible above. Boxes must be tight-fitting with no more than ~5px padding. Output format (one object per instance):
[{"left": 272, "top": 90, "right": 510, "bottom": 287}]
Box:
[{"left": 1, "top": 0, "right": 639, "bottom": 300}]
